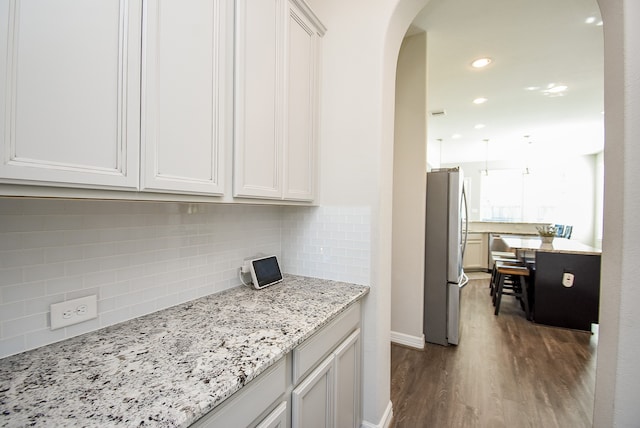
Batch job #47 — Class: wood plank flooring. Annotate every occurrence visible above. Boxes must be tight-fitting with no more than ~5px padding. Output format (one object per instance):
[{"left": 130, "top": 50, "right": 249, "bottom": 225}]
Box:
[{"left": 390, "top": 275, "right": 596, "bottom": 428}]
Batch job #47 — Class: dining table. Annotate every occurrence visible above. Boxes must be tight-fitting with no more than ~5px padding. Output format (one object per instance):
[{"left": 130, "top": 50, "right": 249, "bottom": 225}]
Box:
[{"left": 499, "top": 235, "right": 601, "bottom": 331}]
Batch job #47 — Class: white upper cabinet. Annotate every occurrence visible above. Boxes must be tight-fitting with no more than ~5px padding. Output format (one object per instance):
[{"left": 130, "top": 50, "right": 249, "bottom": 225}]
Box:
[
  {"left": 284, "top": 2, "right": 320, "bottom": 201},
  {"left": 141, "top": 0, "right": 229, "bottom": 195},
  {"left": 0, "top": 0, "right": 142, "bottom": 189},
  {"left": 233, "top": 0, "right": 283, "bottom": 199},
  {"left": 234, "top": 0, "right": 325, "bottom": 201}
]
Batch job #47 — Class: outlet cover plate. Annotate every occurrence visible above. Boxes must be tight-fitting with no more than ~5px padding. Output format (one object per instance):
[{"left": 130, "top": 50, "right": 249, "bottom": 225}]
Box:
[{"left": 50, "top": 295, "right": 98, "bottom": 330}]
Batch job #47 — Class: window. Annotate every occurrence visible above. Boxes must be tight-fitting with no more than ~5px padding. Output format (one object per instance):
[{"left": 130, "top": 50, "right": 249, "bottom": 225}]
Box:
[{"left": 480, "top": 168, "right": 567, "bottom": 222}]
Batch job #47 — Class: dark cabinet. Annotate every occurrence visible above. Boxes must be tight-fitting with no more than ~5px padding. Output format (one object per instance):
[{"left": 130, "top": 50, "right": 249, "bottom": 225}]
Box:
[{"left": 534, "top": 252, "right": 601, "bottom": 331}]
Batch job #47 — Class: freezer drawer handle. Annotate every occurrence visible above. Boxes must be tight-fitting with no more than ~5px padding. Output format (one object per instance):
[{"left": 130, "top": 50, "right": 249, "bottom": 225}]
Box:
[{"left": 459, "top": 272, "right": 469, "bottom": 288}]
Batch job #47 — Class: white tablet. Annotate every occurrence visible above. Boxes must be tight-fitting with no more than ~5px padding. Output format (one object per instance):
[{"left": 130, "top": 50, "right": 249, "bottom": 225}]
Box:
[{"left": 249, "top": 255, "right": 283, "bottom": 289}]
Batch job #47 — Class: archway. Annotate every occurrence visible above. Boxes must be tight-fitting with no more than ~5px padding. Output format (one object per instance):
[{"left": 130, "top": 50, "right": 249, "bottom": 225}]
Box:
[{"left": 382, "top": 0, "right": 639, "bottom": 426}]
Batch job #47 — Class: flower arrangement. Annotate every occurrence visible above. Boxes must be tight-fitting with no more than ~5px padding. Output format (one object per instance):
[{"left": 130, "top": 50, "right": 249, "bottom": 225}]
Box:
[
  {"left": 536, "top": 225, "right": 557, "bottom": 237},
  {"left": 537, "top": 225, "right": 557, "bottom": 244}
]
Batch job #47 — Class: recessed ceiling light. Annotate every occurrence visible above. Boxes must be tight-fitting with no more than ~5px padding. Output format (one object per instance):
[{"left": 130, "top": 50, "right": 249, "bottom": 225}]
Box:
[
  {"left": 525, "top": 86, "right": 540, "bottom": 91},
  {"left": 597, "top": 21, "right": 603, "bottom": 26},
  {"left": 473, "top": 97, "right": 488, "bottom": 104},
  {"left": 585, "top": 17, "right": 596, "bottom": 24},
  {"left": 474, "top": 124, "right": 486, "bottom": 129},
  {"left": 471, "top": 57, "right": 492, "bottom": 68},
  {"left": 452, "top": 134, "right": 462, "bottom": 139}
]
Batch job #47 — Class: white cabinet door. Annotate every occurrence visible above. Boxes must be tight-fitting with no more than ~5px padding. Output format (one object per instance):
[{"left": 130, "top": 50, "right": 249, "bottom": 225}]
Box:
[
  {"left": 292, "top": 354, "right": 334, "bottom": 428},
  {"left": 333, "top": 329, "right": 361, "bottom": 428},
  {"left": 234, "top": 0, "right": 324, "bottom": 201},
  {"left": 233, "top": 0, "right": 284, "bottom": 199},
  {"left": 283, "top": 2, "right": 319, "bottom": 201},
  {"left": 141, "top": 0, "right": 229, "bottom": 195},
  {"left": 292, "top": 328, "right": 362, "bottom": 428},
  {"left": 463, "top": 233, "right": 489, "bottom": 270},
  {"left": 0, "top": 0, "right": 141, "bottom": 189}
]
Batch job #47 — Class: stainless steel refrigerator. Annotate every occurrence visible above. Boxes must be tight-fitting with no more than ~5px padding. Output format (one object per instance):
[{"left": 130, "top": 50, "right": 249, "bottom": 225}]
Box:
[{"left": 424, "top": 167, "right": 469, "bottom": 346}]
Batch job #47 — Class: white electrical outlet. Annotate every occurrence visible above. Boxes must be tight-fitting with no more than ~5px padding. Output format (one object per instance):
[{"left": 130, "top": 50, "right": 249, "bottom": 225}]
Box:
[
  {"left": 562, "top": 272, "right": 575, "bottom": 288},
  {"left": 50, "top": 295, "right": 98, "bottom": 330}
]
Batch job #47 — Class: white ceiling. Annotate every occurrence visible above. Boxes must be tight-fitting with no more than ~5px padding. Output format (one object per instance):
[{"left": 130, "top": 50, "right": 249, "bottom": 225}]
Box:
[{"left": 411, "top": 0, "right": 604, "bottom": 165}]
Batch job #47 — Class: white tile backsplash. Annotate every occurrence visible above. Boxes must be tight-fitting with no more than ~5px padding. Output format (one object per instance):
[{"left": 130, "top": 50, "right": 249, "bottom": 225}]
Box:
[{"left": 282, "top": 206, "right": 371, "bottom": 285}]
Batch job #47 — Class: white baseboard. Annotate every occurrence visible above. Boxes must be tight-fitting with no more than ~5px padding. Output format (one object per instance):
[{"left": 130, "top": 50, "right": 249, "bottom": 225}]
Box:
[
  {"left": 361, "top": 400, "right": 393, "bottom": 428},
  {"left": 390, "top": 330, "right": 425, "bottom": 349}
]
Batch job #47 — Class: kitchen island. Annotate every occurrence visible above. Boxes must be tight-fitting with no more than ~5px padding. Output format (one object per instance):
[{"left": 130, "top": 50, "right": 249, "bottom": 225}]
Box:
[
  {"left": 502, "top": 236, "right": 601, "bottom": 331},
  {"left": 464, "top": 222, "right": 551, "bottom": 271},
  {"left": 0, "top": 275, "right": 369, "bottom": 427}
]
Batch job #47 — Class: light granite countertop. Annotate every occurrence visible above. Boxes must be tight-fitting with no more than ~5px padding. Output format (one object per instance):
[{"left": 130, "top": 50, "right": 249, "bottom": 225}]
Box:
[
  {"left": 0, "top": 275, "right": 369, "bottom": 427},
  {"left": 502, "top": 236, "right": 601, "bottom": 255}
]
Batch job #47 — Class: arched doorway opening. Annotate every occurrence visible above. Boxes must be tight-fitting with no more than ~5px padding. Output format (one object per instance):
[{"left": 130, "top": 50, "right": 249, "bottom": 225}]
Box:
[{"left": 384, "top": 0, "right": 639, "bottom": 426}]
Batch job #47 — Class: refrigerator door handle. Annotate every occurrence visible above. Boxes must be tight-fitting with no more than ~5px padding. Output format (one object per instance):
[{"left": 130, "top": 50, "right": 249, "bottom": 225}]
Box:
[
  {"left": 459, "top": 272, "right": 469, "bottom": 288},
  {"left": 461, "top": 185, "right": 469, "bottom": 261}
]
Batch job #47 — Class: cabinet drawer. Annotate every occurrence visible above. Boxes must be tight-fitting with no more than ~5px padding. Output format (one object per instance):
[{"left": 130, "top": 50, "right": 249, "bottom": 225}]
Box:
[
  {"left": 192, "top": 357, "right": 287, "bottom": 427},
  {"left": 256, "top": 401, "right": 288, "bottom": 428},
  {"left": 292, "top": 302, "right": 360, "bottom": 384}
]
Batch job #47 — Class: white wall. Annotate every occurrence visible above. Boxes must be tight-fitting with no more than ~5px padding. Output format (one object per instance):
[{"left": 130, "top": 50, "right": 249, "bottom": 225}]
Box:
[
  {"left": 391, "top": 32, "right": 427, "bottom": 348},
  {"left": 594, "top": 151, "right": 604, "bottom": 249},
  {"left": 593, "top": 0, "right": 640, "bottom": 426},
  {"left": 304, "top": 0, "right": 429, "bottom": 424}
]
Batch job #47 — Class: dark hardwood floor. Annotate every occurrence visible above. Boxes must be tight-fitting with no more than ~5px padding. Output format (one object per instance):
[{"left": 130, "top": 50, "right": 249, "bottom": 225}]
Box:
[{"left": 390, "top": 275, "right": 597, "bottom": 428}]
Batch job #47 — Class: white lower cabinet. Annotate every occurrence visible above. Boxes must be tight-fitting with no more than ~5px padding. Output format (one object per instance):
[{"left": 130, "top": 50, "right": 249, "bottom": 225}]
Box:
[
  {"left": 291, "top": 302, "right": 362, "bottom": 428},
  {"left": 292, "top": 329, "right": 361, "bottom": 428},
  {"left": 256, "top": 401, "right": 288, "bottom": 428},
  {"left": 333, "top": 330, "right": 361, "bottom": 428},
  {"left": 191, "top": 358, "right": 287, "bottom": 428},
  {"left": 463, "top": 232, "right": 489, "bottom": 271},
  {"left": 291, "top": 354, "right": 334, "bottom": 428}
]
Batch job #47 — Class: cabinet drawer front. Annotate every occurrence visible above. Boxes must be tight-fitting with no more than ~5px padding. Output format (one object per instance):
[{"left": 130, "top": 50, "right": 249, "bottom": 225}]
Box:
[
  {"left": 192, "top": 357, "right": 287, "bottom": 427},
  {"left": 293, "top": 302, "right": 360, "bottom": 384},
  {"left": 256, "top": 401, "right": 287, "bottom": 428}
]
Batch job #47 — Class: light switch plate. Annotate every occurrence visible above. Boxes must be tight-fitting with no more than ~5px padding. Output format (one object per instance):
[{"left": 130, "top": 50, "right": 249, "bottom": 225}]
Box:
[{"left": 50, "top": 295, "right": 98, "bottom": 330}]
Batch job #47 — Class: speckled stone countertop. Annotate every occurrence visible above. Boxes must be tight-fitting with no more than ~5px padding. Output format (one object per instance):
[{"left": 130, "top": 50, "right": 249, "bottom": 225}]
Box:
[
  {"left": 0, "top": 275, "right": 368, "bottom": 427},
  {"left": 501, "top": 236, "right": 601, "bottom": 255}
]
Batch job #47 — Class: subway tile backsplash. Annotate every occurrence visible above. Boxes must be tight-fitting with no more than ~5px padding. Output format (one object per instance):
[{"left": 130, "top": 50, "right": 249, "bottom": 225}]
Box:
[
  {"left": 0, "top": 199, "right": 371, "bottom": 358},
  {"left": 282, "top": 206, "right": 370, "bottom": 285}
]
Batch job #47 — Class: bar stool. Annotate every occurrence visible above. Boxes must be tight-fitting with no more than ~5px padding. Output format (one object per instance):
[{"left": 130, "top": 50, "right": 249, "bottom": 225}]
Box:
[
  {"left": 489, "top": 251, "right": 519, "bottom": 296},
  {"left": 493, "top": 262, "right": 531, "bottom": 320}
]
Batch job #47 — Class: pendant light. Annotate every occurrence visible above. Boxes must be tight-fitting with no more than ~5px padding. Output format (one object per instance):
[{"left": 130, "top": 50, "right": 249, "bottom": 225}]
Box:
[
  {"left": 482, "top": 139, "right": 489, "bottom": 175},
  {"left": 523, "top": 136, "right": 532, "bottom": 175}
]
